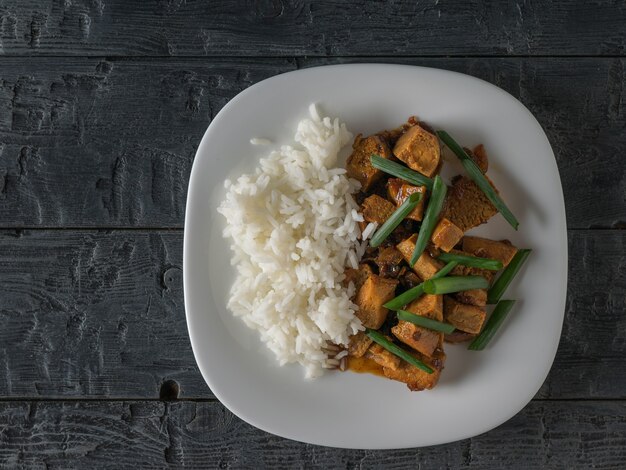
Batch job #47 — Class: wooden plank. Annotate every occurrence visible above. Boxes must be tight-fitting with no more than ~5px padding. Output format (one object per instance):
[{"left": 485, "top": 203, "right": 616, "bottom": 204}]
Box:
[
  {"left": 0, "top": 400, "right": 625, "bottom": 468},
  {"left": 0, "top": 230, "right": 624, "bottom": 400},
  {"left": 0, "top": 57, "right": 624, "bottom": 229},
  {"left": 1, "top": 0, "right": 626, "bottom": 57}
]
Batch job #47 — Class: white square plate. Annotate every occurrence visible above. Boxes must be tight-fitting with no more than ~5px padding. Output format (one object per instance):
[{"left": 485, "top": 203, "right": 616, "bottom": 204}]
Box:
[{"left": 183, "top": 64, "right": 567, "bottom": 449}]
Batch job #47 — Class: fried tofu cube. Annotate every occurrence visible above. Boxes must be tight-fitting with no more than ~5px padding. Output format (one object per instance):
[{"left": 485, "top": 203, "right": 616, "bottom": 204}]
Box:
[
  {"left": 392, "top": 125, "right": 441, "bottom": 177},
  {"left": 396, "top": 235, "right": 444, "bottom": 280},
  {"left": 462, "top": 236, "right": 519, "bottom": 267},
  {"left": 470, "top": 144, "right": 489, "bottom": 173},
  {"left": 441, "top": 176, "right": 498, "bottom": 232},
  {"left": 348, "top": 331, "right": 373, "bottom": 358},
  {"left": 360, "top": 194, "right": 395, "bottom": 226},
  {"left": 366, "top": 342, "right": 401, "bottom": 371},
  {"left": 346, "top": 134, "right": 394, "bottom": 191},
  {"left": 392, "top": 294, "right": 443, "bottom": 357},
  {"left": 444, "top": 330, "right": 477, "bottom": 344},
  {"left": 448, "top": 249, "right": 493, "bottom": 307},
  {"left": 343, "top": 263, "right": 374, "bottom": 292},
  {"left": 431, "top": 217, "right": 463, "bottom": 252},
  {"left": 354, "top": 274, "right": 398, "bottom": 329},
  {"left": 444, "top": 297, "right": 486, "bottom": 334},
  {"left": 382, "top": 348, "right": 445, "bottom": 391},
  {"left": 386, "top": 178, "right": 427, "bottom": 221}
]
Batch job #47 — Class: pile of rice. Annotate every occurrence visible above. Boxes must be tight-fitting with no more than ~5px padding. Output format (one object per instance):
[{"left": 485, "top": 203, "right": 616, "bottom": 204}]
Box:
[{"left": 217, "top": 105, "right": 367, "bottom": 377}]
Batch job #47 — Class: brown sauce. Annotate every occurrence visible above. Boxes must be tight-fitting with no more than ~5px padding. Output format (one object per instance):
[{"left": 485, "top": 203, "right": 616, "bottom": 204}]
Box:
[{"left": 346, "top": 355, "right": 386, "bottom": 377}]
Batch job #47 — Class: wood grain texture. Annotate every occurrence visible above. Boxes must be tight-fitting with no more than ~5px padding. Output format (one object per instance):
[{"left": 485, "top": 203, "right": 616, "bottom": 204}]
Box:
[
  {"left": 0, "top": 57, "right": 624, "bottom": 229},
  {"left": 1, "top": 0, "right": 625, "bottom": 57},
  {"left": 0, "top": 400, "right": 625, "bottom": 469},
  {"left": 0, "top": 230, "right": 624, "bottom": 400}
]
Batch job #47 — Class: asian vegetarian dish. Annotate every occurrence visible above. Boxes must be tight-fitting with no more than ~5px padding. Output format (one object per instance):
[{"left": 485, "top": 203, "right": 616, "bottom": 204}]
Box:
[{"left": 218, "top": 105, "right": 530, "bottom": 391}]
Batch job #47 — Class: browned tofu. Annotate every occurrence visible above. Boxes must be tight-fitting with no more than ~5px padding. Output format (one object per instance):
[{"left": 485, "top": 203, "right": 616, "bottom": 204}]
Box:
[
  {"left": 392, "top": 294, "right": 443, "bottom": 357},
  {"left": 406, "top": 294, "right": 444, "bottom": 321},
  {"left": 462, "top": 236, "right": 519, "bottom": 267},
  {"left": 360, "top": 195, "right": 395, "bottom": 225},
  {"left": 441, "top": 176, "right": 498, "bottom": 232},
  {"left": 382, "top": 348, "right": 446, "bottom": 391},
  {"left": 354, "top": 274, "right": 398, "bottom": 329},
  {"left": 346, "top": 134, "right": 394, "bottom": 191},
  {"left": 343, "top": 263, "right": 374, "bottom": 291},
  {"left": 431, "top": 217, "right": 463, "bottom": 252},
  {"left": 386, "top": 178, "right": 427, "bottom": 221},
  {"left": 396, "top": 235, "right": 444, "bottom": 280},
  {"left": 444, "top": 297, "right": 486, "bottom": 334},
  {"left": 392, "top": 319, "right": 441, "bottom": 358},
  {"left": 348, "top": 331, "right": 373, "bottom": 358},
  {"left": 449, "top": 249, "right": 493, "bottom": 307},
  {"left": 392, "top": 125, "right": 441, "bottom": 177},
  {"left": 375, "top": 246, "right": 405, "bottom": 279},
  {"left": 470, "top": 144, "right": 489, "bottom": 173},
  {"left": 366, "top": 342, "right": 401, "bottom": 371}
]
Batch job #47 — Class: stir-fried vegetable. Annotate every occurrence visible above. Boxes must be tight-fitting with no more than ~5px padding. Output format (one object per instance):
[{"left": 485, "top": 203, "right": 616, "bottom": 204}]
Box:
[
  {"left": 436, "top": 130, "right": 519, "bottom": 230},
  {"left": 369, "top": 192, "right": 423, "bottom": 247},
  {"left": 468, "top": 300, "right": 517, "bottom": 350},
  {"left": 370, "top": 154, "right": 433, "bottom": 190},
  {"left": 384, "top": 261, "right": 458, "bottom": 310},
  {"left": 438, "top": 252, "right": 503, "bottom": 271},
  {"left": 366, "top": 329, "right": 434, "bottom": 373},
  {"left": 423, "top": 276, "right": 489, "bottom": 295},
  {"left": 410, "top": 175, "right": 447, "bottom": 266},
  {"left": 397, "top": 310, "right": 455, "bottom": 334},
  {"left": 487, "top": 249, "right": 532, "bottom": 304}
]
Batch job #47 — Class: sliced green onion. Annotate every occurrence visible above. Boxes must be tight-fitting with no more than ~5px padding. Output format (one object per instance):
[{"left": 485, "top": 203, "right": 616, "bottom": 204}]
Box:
[
  {"left": 384, "top": 261, "right": 458, "bottom": 310},
  {"left": 366, "top": 329, "right": 433, "bottom": 374},
  {"left": 438, "top": 252, "right": 503, "bottom": 271},
  {"left": 397, "top": 310, "right": 455, "bottom": 334},
  {"left": 468, "top": 300, "right": 517, "bottom": 350},
  {"left": 410, "top": 175, "right": 447, "bottom": 266},
  {"left": 423, "top": 276, "right": 489, "bottom": 295},
  {"left": 370, "top": 154, "right": 433, "bottom": 190},
  {"left": 369, "top": 192, "right": 423, "bottom": 248},
  {"left": 487, "top": 249, "right": 532, "bottom": 304},
  {"left": 436, "top": 130, "right": 519, "bottom": 230}
]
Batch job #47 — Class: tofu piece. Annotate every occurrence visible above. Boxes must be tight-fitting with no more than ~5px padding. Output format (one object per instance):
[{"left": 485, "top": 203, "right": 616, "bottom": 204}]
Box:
[
  {"left": 462, "top": 236, "right": 519, "bottom": 267},
  {"left": 392, "top": 294, "right": 443, "bottom": 357},
  {"left": 375, "top": 246, "right": 404, "bottom": 279},
  {"left": 431, "top": 217, "right": 463, "bottom": 252},
  {"left": 366, "top": 342, "right": 401, "bottom": 371},
  {"left": 382, "top": 348, "right": 446, "bottom": 391},
  {"left": 444, "top": 297, "right": 486, "bottom": 334},
  {"left": 354, "top": 274, "right": 398, "bottom": 329},
  {"left": 348, "top": 331, "right": 373, "bottom": 358},
  {"left": 360, "top": 195, "right": 395, "bottom": 225},
  {"left": 441, "top": 176, "right": 498, "bottom": 232},
  {"left": 449, "top": 249, "right": 494, "bottom": 307},
  {"left": 396, "top": 235, "right": 444, "bottom": 280},
  {"left": 343, "top": 263, "right": 374, "bottom": 291},
  {"left": 392, "top": 125, "right": 441, "bottom": 177},
  {"left": 386, "top": 178, "right": 427, "bottom": 221},
  {"left": 470, "top": 144, "right": 489, "bottom": 173},
  {"left": 346, "top": 134, "right": 394, "bottom": 191}
]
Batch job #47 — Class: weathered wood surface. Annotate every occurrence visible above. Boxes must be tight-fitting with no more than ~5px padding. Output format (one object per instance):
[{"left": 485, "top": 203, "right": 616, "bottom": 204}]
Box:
[
  {"left": 0, "top": 400, "right": 625, "bottom": 469},
  {"left": 0, "top": 229, "right": 623, "bottom": 400},
  {"left": 0, "top": 57, "right": 624, "bottom": 229},
  {"left": 1, "top": 0, "right": 626, "bottom": 57}
]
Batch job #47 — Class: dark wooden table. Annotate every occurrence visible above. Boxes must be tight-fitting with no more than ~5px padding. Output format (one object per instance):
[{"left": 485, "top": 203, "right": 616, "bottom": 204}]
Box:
[{"left": 1, "top": 1, "right": 625, "bottom": 468}]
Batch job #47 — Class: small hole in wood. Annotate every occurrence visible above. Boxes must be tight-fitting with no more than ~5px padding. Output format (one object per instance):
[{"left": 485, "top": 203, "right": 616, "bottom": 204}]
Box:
[{"left": 160, "top": 379, "right": 180, "bottom": 400}]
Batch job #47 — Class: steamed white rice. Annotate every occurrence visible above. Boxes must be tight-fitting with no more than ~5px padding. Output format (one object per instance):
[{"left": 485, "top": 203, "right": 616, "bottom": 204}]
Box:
[{"left": 217, "top": 105, "right": 365, "bottom": 377}]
